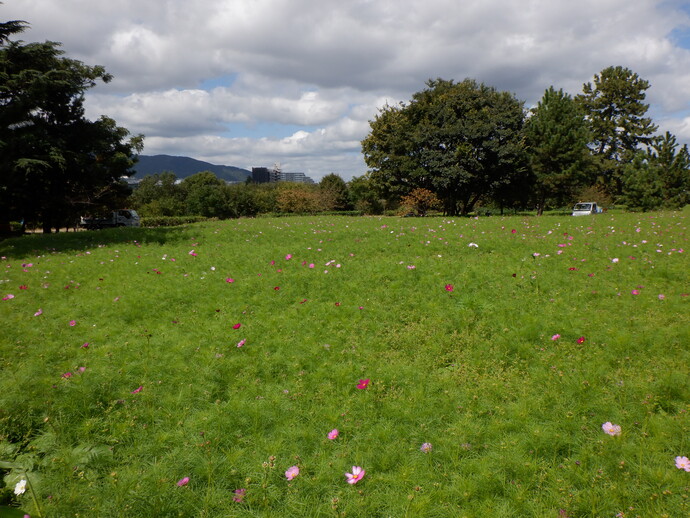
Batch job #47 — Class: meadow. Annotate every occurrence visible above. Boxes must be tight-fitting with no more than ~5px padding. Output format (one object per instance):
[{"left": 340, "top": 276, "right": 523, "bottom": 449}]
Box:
[{"left": 0, "top": 210, "right": 688, "bottom": 517}]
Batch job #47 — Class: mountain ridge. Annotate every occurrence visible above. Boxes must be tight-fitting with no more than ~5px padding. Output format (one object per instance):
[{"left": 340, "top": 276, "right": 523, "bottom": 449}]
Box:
[{"left": 133, "top": 154, "right": 251, "bottom": 182}]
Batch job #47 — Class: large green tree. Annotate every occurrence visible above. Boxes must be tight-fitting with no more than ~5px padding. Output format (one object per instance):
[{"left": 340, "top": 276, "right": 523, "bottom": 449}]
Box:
[
  {"left": 362, "top": 78, "right": 526, "bottom": 215},
  {"left": 576, "top": 66, "right": 658, "bottom": 196},
  {"left": 0, "top": 18, "right": 143, "bottom": 232},
  {"left": 524, "top": 87, "right": 593, "bottom": 215}
]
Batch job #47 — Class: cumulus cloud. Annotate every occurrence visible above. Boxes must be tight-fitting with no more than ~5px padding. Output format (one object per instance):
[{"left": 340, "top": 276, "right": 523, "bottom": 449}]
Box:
[{"left": 4, "top": 0, "right": 690, "bottom": 179}]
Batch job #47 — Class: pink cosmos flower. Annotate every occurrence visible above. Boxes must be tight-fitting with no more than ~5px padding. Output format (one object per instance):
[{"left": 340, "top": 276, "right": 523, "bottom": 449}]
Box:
[
  {"left": 445, "top": 284, "right": 454, "bottom": 292},
  {"left": 602, "top": 422, "right": 622, "bottom": 436},
  {"left": 577, "top": 336, "right": 586, "bottom": 344},
  {"left": 188, "top": 250, "right": 197, "bottom": 256},
  {"left": 274, "top": 286, "right": 280, "bottom": 290},
  {"left": 357, "top": 378, "right": 370, "bottom": 390},
  {"left": 225, "top": 278, "right": 235, "bottom": 283},
  {"left": 34, "top": 308, "right": 43, "bottom": 317},
  {"left": 177, "top": 477, "right": 190, "bottom": 486},
  {"left": 631, "top": 289, "right": 640, "bottom": 295},
  {"left": 236, "top": 339, "right": 246, "bottom": 348},
  {"left": 19, "top": 285, "right": 28, "bottom": 290},
  {"left": 285, "top": 254, "right": 292, "bottom": 260},
  {"left": 345, "top": 466, "right": 365, "bottom": 484},
  {"left": 551, "top": 334, "right": 561, "bottom": 341},
  {"left": 675, "top": 456, "right": 690, "bottom": 472},
  {"left": 62, "top": 372, "right": 73, "bottom": 379},
  {"left": 233, "top": 488, "right": 246, "bottom": 502},
  {"left": 658, "top": 294, "right": 665, "bottom": 300},
  {"left": 309, "top": 263, "right": 315, "bottom": 268},
  {"left": 285, "top": 465, "right": 299, "bottom": 480},
  {"left": 81, "top": 342, "right": 89, "bottom": 349},
  {"left": 420, "top": 442, "right": 433, "bottom": 453},
  {"left": 2, "top": 294, "right": 14, "bottom": 301},
  {"left": 69, "top": 320, "right": 76, "bottom": 327},
  {"left": 511, "top": 229, "right": 517, "bottom": 234},
  {"left": 233, "top": 323, "right": 242, "bottom": 330},
  {"left": 131, "top": 386, "right": 143, "bottom": 394},
  {"left": 328, "top": 429, "right": 339, "bottom": 440}
]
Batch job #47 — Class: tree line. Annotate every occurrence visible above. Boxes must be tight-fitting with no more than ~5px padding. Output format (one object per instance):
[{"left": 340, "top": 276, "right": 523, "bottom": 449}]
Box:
[{"left": 363, "top": 70, "right": 690, "bottom": 215}]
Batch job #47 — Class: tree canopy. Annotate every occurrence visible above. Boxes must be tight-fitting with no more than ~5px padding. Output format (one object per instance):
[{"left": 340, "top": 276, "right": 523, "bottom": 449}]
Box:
[
  {"left": 0, "top": 18, "right": 143, "bottom": 232},
  {"left": 524, "top": 87, "right": 593, "bottom": 215},
  {"left": 362, "top": 78, "right": 527, "bottom": 215}
]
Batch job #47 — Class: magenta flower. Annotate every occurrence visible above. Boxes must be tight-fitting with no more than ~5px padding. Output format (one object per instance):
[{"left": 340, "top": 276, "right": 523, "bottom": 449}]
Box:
[
  {"left": 420, "top": 442, "right": 433, "bottom": 453},
  {"left": 285, "top": 465, "right": 299, "bottom": 480},
  {"left": 631, "top": 289, "right": 640, "bottom": 295},
  {"left": 3, "top": 294, "right": 14, "bottom": 301},
  {"left": 285, "top": 254, "right": 292, "bottom": 260},
  {"left": 177, "top": 477, "right": 190, "bottom": 487},
  {"left": 675, "top": 456, "right": 690, "bottom": 472},
  {"left": 345, "top": 466, "right": 365, "bottom": 484},
  {"left": 81, "top": 342, "right": 89, "bottom": 349},
  {"left": 236, "top": 339, "right": 246, "bottom": 348},
  {"left": 274, "top": 286, "right": 280, "bottom": 291},
  {"left": 357, "top": 378, "right": 370, "bottom": 390},
  {"left": 658, "top": 294, "right": 665, "bottom": 300},
  {"left": 225, "top": 277, "right": 235, "bottom": 283},
  {"left": 309, "top": 263, "right": 315, "bottom": 268},
  {"left": 511, "top": 229, "right": 517, "bottom": 234},
  {"left": 62, "top": 372, "right": 73, "bottom": 379},
  {"left": 551, "top": 334, "right": 561, "bottom": 341},
  {"left": 188, "top": 250, "right": 197, "bottom": 256},
  {"left": 328, "top": 429, "right": 339, "bottom": 440},
  {"left": 233, "top": 488, "right": 246, "bottom": 502},
  {"left": 131, "top": 386, "right": 143, "bottom": 394},
  {"left": 34, "top": 308, "right": 43, "bottom": 317},
  {"left": 602, "top": 422, "right": 622, "bottom": 436},
  {"left": 69, "top": 320, "right": 76, "bottom": 327},
  {"left": 233, "top": 323, "right": 242, "bottom": 330},
  {"left": 445, "top": 284, "right": 454, "bottom": 292},
  {"left": 577, "top": 336, "right": 586, "bottom": 344},
  {"left": 19, "top": 285, "right": 28, "bottom": 290}
]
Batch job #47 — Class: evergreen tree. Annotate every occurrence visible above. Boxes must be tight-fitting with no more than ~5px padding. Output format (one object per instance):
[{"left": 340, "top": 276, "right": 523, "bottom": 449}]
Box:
[
  {"left": 576, "top": 66, "right": 657, "bottom": 196},
  {"left": 524, "top": 87, "right": 593, "bottom": 214}
]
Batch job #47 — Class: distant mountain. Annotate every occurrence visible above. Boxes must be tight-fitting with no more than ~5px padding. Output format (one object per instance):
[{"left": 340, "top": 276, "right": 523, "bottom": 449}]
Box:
[{"left": 133, "top": 155, "right": 251, "bottom": 182}]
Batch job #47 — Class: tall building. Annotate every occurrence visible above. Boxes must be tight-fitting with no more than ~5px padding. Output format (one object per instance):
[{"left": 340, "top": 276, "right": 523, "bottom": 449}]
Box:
[{"left": 251, "top": 166, "right": 314, "bottom": 184}]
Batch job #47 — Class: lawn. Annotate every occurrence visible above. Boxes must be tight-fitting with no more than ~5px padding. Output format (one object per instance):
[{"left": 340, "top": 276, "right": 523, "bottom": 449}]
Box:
[{"left": 1, "top": 211, "right": 688, "bottom": 517}]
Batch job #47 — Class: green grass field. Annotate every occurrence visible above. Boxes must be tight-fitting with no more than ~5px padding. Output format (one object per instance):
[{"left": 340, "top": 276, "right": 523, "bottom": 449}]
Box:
[{"left": 1, "top": 211, "right": 689, "bottom": 517}]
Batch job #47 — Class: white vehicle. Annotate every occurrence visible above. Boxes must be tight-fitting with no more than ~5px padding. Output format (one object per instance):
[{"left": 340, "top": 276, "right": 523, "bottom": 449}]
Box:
[
  {"left": 80, "top": 209, "right": 140, "bottom": 229},
  {"left": 571, "top": 202, "right": 601, "bottom": 216}
]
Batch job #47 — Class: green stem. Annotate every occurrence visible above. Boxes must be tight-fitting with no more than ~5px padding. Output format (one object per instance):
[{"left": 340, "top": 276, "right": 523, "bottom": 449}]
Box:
[{"left": 25, "top": 474, "right": 44, "bottom": 518}]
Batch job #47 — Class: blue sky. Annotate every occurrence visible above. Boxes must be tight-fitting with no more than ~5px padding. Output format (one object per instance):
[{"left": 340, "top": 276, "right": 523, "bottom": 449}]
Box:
[{"left": 5, "top": 0, "right": 690, "bottom": 180}]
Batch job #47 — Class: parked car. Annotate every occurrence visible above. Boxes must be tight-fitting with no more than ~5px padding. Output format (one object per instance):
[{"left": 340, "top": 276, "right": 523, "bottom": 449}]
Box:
[
  {"left": 80, "top": 210, "right": 140, "bottom": 229},
  {"left": 571, "top": 202, "right": 601, "bottom": 216}
]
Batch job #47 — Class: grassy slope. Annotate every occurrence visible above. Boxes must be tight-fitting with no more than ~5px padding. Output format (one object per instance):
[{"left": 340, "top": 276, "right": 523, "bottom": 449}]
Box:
[{"left": 1, "top": 211, "right": 688, "bottom": 517}]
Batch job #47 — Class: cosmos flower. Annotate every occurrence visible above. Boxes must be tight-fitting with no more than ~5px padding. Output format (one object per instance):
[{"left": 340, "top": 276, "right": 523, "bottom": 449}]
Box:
[
  {"left": 675, "top": 456, "right": 690, "bottom": 472},
  {"left": 69, "top": 320, "right": 76, "bottom": 326},
  {"left": 345, "top": 466, "right": 365, "bottom": 484},
  {"left": 551, "top": 334, "right": 561, "bottom": 341},
  {"left": 420, "top": 442, "right": 433, "bottom": 453},
  {"left": 357, "top": 378, "right": 370, "bottom": 389},
  {"left": 602, "top": 422, "right": 622, "bottom": 436},
  {"left": 34, "top": 308, "right": 43, "bottom": 317},
  {"left": 445, "top": 284, "right": 454, "bottom": 292},
  {"left": 233, "top": 488, "right": 246, "bottom": 502},
  {"left": 3, "top": 294, "right": 14, "bottom": 301},
  {"left": 285, "top": 465, "right": 299, "bottom": 480},
  {"left": 131, "top": 386, "right": 143, "bottom": 394},
  {"left": 236, "top": 339, "right": 246, "bottom": 348},
  {"left": 14, "top": 479, "right": 27, "bottom": 495},
  {"left": 285, "top": 254, "right": 292, "bottom": 260},
  {"left": 577, "top": 336, "right": 586, "bottom": 344},
  {"left": 233, "top": 323, "right": 242, "bottom": 330},
  {"left": 328, "top": 429, "right": 339, "bottom": 440},
  {"left": 177, "top": 477, "right": 190, "bottom": 486}
]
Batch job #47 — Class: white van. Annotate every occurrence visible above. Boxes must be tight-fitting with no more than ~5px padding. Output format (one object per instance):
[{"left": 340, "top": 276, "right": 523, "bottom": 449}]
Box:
[{"left": 571, "top": 202, "right": 601, "bottom": 216}]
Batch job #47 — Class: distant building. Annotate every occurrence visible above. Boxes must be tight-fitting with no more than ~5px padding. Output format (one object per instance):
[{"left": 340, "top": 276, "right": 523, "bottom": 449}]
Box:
[{"left": 251, "top": 165, "right": 314, "bottom": 184}]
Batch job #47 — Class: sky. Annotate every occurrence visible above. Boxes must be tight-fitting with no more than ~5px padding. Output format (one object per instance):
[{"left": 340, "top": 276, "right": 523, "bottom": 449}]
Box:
[{"left": 4, "top": 0, "right": 690, "bottom": 181}]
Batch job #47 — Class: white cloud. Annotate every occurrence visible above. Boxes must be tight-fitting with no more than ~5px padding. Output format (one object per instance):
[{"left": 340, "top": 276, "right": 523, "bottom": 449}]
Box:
[{"left": 4, "top": 0, "right": 690, "bottom": 179}]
